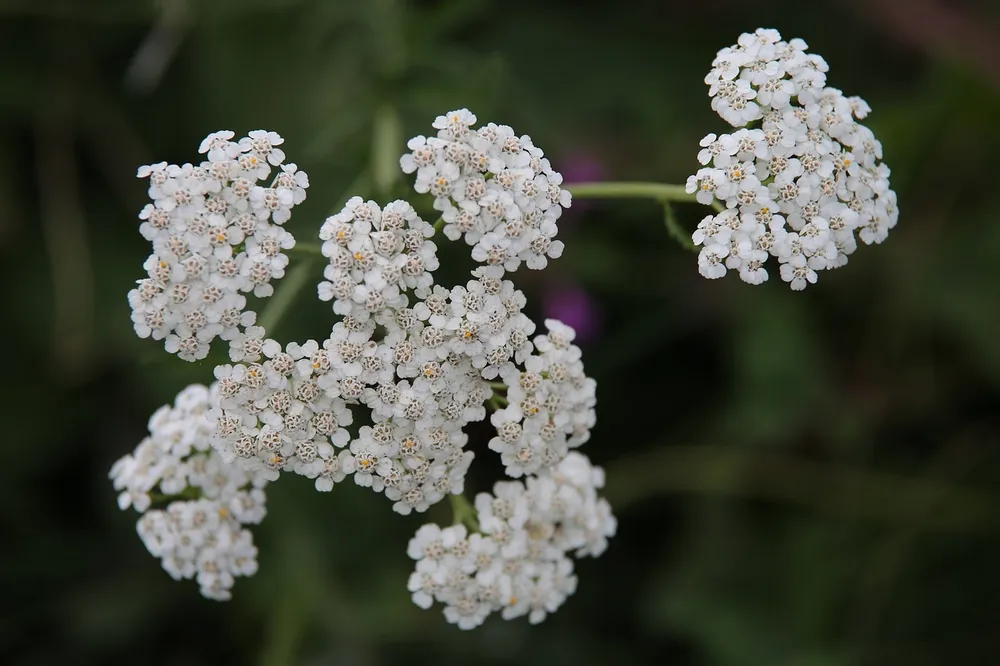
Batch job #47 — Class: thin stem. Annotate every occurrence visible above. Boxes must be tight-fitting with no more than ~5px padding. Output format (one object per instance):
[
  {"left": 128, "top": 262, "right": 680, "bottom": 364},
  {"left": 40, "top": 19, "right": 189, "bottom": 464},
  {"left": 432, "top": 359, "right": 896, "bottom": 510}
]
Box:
[
  {"left": 487, "top": 392, "right": 509, "bottom": 411},
  {"left": 487, "top": 381, "right": 507, "bottom": 390},
  {"left": 149, "top": 486, "right": 203, "bottom": 505},
  {"left": 663, "top": 201, "right": 697, "bottom": 253},
  {"left": 567, "top": 181, "right": 725, "bottom": 213},
  {"left": 432, "top": 216, "right": 445, "bottom": 234},
  {"left": 258, "top": 258, "right": 314, "bottom": 335},
  {"left": 449, "top": 493, "right": 480, "bottom": 532},
  {"left": 568, "top": 181, "right": 691, "bottom": 201},
  {"left": 287, "top": 242, "right": 325, "bottom": 256}
]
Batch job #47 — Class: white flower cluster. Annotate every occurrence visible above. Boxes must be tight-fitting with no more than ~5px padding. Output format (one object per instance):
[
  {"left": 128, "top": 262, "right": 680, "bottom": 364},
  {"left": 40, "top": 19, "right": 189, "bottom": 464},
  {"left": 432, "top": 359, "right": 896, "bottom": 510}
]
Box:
[
  {"left": 208, "top": 324, "right": 482, "bottom": 514},
  {"left": 116, "top": 112, "right": 613, "bottom": 623},
  {"left": 687, "top": 28, "right": 898, "bottom": 289},
  {"left": 208, "top": 282, "right": 592, "bottom": 515},
  {"left": 317, "top": 197, "right": 439, "bottom": 317},
  {"left": 128, "top": 130, "right": 308, "bottom": 360},
  {"left": 491, "top": 319, "right": 596, "bottom": 478},
  {"left": 109, "top": 384, "right": 269, "bottom": 600},
  {"left": 400, "top": 109, "right": 570, "bottom": 273},
  {"left": 406, "top": 452, "right": 616, "bottom": 629}
]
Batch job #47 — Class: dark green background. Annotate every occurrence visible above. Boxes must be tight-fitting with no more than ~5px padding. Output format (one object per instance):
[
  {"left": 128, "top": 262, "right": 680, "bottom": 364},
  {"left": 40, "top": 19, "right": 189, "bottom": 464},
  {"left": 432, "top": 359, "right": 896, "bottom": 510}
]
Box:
[{"left": 4, "top": 0, "right": 1000, "bottom": 664}]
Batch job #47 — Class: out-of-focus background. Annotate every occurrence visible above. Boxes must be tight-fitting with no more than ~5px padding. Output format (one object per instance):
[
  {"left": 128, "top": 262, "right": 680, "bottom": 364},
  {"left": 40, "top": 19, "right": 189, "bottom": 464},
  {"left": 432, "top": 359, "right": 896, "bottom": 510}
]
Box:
[{"left": 4, "top": 0, "right": 1000, "bottom": 664}]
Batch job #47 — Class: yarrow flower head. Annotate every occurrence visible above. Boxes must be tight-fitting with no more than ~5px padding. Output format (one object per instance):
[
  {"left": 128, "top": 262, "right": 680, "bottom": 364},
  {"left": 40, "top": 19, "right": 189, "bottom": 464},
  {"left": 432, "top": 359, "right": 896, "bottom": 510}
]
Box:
[
  {"left": 128, "top": 131, "right": 308, "bottom": 360},
  {"left": 109, "top": 384, "right": 269, "bottom": 600},
  {"left": 687, "top": 28, "right": 898, "bottom": 289},
  {"left": 400, "top": 109, "right": 570, "bottom": 275},
  {"left": 317, "top": 197, "right": 438, "bottom": 319},
  {"left": 115, "top": 111, "right": 612, "bottom": 626},
  {"left": 406, "top": 452, "right": 616, "bottom": 629}
]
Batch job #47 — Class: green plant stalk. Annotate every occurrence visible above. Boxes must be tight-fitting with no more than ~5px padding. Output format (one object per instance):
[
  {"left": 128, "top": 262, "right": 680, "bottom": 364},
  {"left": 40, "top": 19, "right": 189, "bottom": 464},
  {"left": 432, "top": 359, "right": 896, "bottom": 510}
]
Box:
[
  {"left": 449, "top": 493, "right": 481, "bottom": 532},
  {"left": 258, "top": 258, "right": 314, "bottom": 335},
  {"left": 566, "top": 181, "right": 726, "bottom": 213},
  {"left": 287, "top": 242, "right": 324, "bottom": 256},
  {"left": 149, "top": 485, "right": 203, "bottom": 505},
  {"left": 663, "top": 201, "right": 697, "bottom": 252}
]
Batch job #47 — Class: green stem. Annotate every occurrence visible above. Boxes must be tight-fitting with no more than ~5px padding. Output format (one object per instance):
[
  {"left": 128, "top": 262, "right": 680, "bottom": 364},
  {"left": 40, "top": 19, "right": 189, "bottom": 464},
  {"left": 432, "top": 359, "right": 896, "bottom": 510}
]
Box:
[
  {"left": 449, "top": 493, "right": 480, "bottom": 532},
  {"left": 287, "top": 242, "right": 325, "bottom": 257},
  {"left": 432, "top": 215, "right": 445, "bottom": 233},
  {"left": 567, "top": 181, "right": 725, "bottom": 213},
  {"left": 663, "top": 201, "right": 697, "bottom": 253},
  {"left": 258, "top": 258, "right": 314, "bottom": 335},
  {"left": 487, "top": 393, "right": 509, "bottom": 411},
  {"left": 149, "top": 485, "right": 203, "bottom": 505}
]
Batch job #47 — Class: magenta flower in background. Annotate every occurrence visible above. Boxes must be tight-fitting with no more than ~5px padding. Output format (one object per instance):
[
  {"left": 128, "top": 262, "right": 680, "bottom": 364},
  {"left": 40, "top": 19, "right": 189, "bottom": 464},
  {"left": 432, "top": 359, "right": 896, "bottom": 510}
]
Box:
[{"left": 542, "top": 283, "right": 603, "bottom": 345}]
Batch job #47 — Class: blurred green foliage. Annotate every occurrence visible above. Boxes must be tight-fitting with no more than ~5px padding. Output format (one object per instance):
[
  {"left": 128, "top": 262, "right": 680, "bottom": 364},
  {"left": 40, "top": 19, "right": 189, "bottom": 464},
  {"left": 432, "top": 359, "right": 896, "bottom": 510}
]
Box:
[{"left": 2, "top": 1, "right": 1000, "bottom": 665}]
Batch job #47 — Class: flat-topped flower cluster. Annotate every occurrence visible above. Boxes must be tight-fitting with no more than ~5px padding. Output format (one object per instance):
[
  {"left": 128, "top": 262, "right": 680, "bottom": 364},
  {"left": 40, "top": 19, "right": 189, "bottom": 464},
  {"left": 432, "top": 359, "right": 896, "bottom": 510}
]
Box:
[
  {"left": 113, "top": 111, "right": 615, "bottom": 629},
  {"left": 687, "top": 28, "right": 898, "bottom": 289},
  {"left": 408, "top": 453, "right": 615, "bottom": 628},
  {"left": 110, "top": 384, "right": 268, "bottom": 600},
  {"left": 129, "top": 130, "right": 307, "bottom": 361}
]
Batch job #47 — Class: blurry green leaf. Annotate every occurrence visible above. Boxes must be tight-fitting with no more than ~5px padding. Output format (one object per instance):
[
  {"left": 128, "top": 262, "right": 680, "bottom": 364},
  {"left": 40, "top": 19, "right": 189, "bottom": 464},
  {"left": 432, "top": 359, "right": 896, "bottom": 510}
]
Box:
[{"left": 371, "top": 104, "right": 402, "bottom": 197}]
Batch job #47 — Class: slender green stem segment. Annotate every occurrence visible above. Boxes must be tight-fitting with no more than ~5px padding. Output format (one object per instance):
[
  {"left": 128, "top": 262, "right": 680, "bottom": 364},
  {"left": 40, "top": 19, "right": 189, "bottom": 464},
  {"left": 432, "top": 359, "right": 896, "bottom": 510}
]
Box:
[
  {"left": 449, "top": 493, "right": 481, "bottom": 532},
  {"left": 287, "top": 242, "right": 325, "bottom": 257},
  {"left": 487, "top": 393, "right": 509, "bottom": 411},
  {"left": 258, "top": 258, "right": 315, "bottom": 335},
  {"left": 149, "top": 486, "right": 203, "bottom": 505},
  {"left": 568, "top": 181, "right": 692, "bottom": 201},
  {"left": 432, "top": 216, "right": 446, "bottom": 234},
  {"left": 663, "top": 202, "right": 697, "bottom": 253},
  {"left": 567, "top": 181, "right": 725, "bottom": 213}
]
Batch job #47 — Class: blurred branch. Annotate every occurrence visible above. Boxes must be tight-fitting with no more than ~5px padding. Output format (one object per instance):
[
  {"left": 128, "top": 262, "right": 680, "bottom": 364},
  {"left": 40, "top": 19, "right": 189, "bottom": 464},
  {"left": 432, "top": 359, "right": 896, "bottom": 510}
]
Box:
[
  {"left": 0, "top": 0, "right": 308, "bottom": 24},
  {"left": 69, "top": 35, "right": 153, "bottom": 212},
  {"left": 605, "top": 445, "right": 1000, "bottom": 532},
  {"left": 371, "top": 105, "right": 402, "bottom": 197},
  {"left": 35, "top": 29, "right": 95, "bottom": 382},
  {"left": 124, "top": 0, "right": 190, "bottom": 94},
  {"left": 257, "top": 258, "right": 314, "bottom": 336},
  {"left": 848, "top": 432, "right": 991, "bottom": 650},
  {"left": 0, "top": 129, "right": 19, "bottom": 248}
]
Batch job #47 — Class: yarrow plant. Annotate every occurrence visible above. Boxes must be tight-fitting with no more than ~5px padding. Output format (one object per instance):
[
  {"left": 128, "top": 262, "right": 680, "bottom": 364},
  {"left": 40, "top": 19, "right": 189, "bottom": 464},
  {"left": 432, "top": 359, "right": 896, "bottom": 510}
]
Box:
[
  {"left": 113, "top": 111, "right": 613, "bottom": 629},
  {"left": 111, "top": 29, "right": 900, "bottom": 630},
  {"left": 686, "top": 28, "right": 899, "bottom": 288}
]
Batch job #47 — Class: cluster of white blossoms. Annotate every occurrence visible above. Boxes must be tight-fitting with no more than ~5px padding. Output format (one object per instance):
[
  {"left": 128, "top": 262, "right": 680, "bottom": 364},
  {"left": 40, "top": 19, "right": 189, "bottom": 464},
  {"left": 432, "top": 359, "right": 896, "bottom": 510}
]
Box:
[
  {"left": 406, "top": 453, "right": 615, "bottom": 629},
  {"left": 115, "top": 113, "right": 614, "bottom": 622},
  {"left": 491, "top": 319, "right": 596, "bottom": 478},
  {"left": 109, "top": 384, "right": 269, "bottom": 600},
  {"left": 686, "top": 28, "right": 898, "bottom": 289},
  {"left": 317, "top": 197, "right": 439, "bottom": 316},
  {"left": 400, "top": 109, "right": 570, "bottom": 274},
  {"left": 128, "top": 130, "right": 308, "bottom": 360}
]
